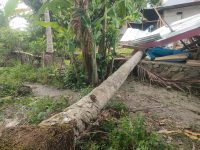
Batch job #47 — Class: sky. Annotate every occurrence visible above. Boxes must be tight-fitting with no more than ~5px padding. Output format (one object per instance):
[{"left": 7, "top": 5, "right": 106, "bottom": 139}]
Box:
[{"left": 0, "top": 0, "right": 30, "bottom": 30}]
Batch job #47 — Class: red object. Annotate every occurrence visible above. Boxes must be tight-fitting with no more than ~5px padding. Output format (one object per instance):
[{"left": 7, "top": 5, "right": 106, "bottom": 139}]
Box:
[{"left": 142, "top": 27, "right": 200, "bottom": 48}]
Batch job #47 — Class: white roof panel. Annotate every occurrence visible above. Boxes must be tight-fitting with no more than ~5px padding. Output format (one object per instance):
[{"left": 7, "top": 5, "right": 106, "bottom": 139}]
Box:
[{"left": 120, "top": 13, "right": 200, "bottom": 46}]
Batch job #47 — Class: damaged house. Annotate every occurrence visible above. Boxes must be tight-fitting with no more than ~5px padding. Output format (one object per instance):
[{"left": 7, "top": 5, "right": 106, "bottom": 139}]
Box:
[
  {"left": 160, "top": 0, "right": 200, "bottom": 24},
  {"left": 119, "top": 0, "right": 200, "bottom": 92}
]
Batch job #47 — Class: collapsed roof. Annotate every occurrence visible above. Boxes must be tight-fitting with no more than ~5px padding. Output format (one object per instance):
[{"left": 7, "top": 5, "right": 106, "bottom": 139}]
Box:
[{"left": 120, "top": 13, "right": 200, "bottom": 48}]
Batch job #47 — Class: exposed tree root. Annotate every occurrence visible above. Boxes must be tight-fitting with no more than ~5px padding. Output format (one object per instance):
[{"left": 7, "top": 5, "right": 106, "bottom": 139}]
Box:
[{"left": 0, "top": 125, "right": 74, "bottom": 150}]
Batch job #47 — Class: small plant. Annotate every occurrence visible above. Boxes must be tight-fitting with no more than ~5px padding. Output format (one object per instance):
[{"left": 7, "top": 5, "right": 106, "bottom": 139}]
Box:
[
  {"left": 27, "top": 96, "right": 69, "bottom": 124},
  {"left": 62, "top": 64, "right": 88, "bottom": 89},
  {"left": 0, "top": 63, "right": 63, "bottom": 97},
  {"left": 76, "top": 114, "right": 177, "bottom": 150},
  {"left": 109, "top": 116, "right": 176, "bottom": 150}
]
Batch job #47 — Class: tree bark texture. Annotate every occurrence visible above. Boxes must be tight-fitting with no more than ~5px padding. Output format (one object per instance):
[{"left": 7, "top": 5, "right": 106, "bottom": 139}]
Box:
[
  {"left": 43, "top": 0, "right": 54, "bottom": 66},
  {"left": 44, "top": 5, "right": 54, "bottom": 53},
  {"left": 39, "top": 51, "right": 143, "bottom": 134}
]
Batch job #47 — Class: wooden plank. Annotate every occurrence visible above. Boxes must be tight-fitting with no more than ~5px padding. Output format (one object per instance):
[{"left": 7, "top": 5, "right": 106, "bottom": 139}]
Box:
[
  {"left": 155, "top": 54, "right": 188, "bottom": 61},
  {"left": 186, "top": 60, "right": 200, "bottom": 66}
]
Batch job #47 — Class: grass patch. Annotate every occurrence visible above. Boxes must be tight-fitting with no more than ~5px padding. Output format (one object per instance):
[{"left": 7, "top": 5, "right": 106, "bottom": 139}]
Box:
[
  {"left": 27, "top": 96, "right": 69, "bottom": 124},
  {"left": 0, "top": 63, "right": 62, "bottom": 97},
  {"left": 76, "top": 101, "right": 177, "bottom": 150},
  {"left": 0, "top": 62, "right": 89, "bottom": 98},
  {"left": 76, "top": 115, "right": 176, "bottom": 150},
  {"left": 0, "top": 96, "right": 69, "bottom": 124}
]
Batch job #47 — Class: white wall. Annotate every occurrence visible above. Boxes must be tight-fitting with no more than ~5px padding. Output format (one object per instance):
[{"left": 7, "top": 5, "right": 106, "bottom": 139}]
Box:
[{"left": 163, "top": 5, "right": 200, "bottom": 24}]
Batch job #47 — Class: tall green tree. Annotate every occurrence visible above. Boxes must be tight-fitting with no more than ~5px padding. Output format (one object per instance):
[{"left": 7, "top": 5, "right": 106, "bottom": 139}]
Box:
[{"left": 34, "top": 0, "right": 155, "bottom": 85}]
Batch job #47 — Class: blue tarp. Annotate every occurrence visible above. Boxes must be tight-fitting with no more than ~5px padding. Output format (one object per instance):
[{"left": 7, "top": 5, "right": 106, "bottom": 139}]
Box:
[{"left": 146, "top": 47, "right": 191, "bottom": 62}]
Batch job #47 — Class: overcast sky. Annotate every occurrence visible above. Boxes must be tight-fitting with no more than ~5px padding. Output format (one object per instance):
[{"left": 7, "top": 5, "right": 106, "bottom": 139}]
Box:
[
  {"left": 0, "top": 0, "right": 30, "bottom": 30},
  {"left": 0, "top": 0, "right": 6, "bottom": 9}
]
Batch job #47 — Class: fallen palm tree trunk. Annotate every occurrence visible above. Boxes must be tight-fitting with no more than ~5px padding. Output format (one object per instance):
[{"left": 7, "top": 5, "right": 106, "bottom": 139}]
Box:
[{"left": 0, "top": 51, "right": 143, "bottom": 150}]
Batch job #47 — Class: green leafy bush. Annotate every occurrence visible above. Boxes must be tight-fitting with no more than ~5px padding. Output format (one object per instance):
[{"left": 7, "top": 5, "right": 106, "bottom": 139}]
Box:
[
  {"left": 62, "top": 65, "right": 88, "bottom": 89},
  {"left": 0, "top": 63, "right": 60, "bottom": 97},
  {"left": 109, "top": 116, "right": 176, "bottom": 150},
  {"left": 28, "top": 37, "right": 45, "bottom": 55},
  {"left": 76, "top": 115, "right": 176, "bottom": 150},
  {"left": 0, "top": 27, "right": 29, "bottom": 52},
  {"left": 0, "top": 62, "right": 88, "bottom": 98}
]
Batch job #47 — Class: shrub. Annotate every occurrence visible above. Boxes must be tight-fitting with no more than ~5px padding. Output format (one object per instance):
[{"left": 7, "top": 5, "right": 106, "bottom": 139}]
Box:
[
  {"left": 62, "top": 65, "right": 88, "bottom": 89},
  {"left": 76, "top": 115, "right": 177, "bottom": 150},
  {"left": 0, "top": 27, "right": 29, "bottom": 60},
  {"left": 0, "top": 63, "right": 62, "bottom": 97}
]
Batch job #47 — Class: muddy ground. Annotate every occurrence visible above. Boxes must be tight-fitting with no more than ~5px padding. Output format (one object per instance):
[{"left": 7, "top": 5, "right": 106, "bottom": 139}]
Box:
[
  {"left": 25, "top": 83, "right": 80, "bottom": 104},
  {"left": 113, "top": 77, "right": 200, "bottom": 149}
]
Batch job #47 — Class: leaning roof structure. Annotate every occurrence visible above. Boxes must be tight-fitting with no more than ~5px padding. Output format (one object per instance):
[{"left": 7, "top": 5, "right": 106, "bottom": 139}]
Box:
[{"left": 120, "top": 13, "right": 200, "bottom": 48}]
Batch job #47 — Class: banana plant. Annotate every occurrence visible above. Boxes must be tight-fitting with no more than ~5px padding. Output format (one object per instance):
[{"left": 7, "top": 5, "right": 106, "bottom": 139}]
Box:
[{"left": 35, "top": 0, "right": 156, "bottom": 85}]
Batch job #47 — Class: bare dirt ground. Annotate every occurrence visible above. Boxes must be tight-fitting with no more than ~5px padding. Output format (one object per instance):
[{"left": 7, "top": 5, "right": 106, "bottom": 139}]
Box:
[
  {"left": 25, "top": 83, "right": 81, "bottom": 104},
  {"left": 113, "top": 77, "right": 200, "bottom": 149},
  {"left": 27, "top": 80, "right": 200, "bottom": 129}
]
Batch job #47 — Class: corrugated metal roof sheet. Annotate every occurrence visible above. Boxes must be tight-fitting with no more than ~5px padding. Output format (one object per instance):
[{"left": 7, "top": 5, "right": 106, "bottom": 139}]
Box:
[{"left": 120, "top": 13, "right": 200, "bottom": 48}]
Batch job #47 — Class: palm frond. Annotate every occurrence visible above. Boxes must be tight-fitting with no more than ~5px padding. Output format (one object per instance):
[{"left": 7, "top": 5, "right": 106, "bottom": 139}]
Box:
[{"left": 137, "top": 64, "right": 185, "bottom": 92}]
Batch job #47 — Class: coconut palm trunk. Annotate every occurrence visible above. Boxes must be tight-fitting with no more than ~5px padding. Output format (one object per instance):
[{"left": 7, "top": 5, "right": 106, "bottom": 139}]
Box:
[
  {"left": 43, "top": 0, "right": 54, "bottom": 65},
  {"left": 44, "top": 9, "right": 54, "bottom": 53},
  {"left": 0, "top": 51, "right": 143, "bottom": 150}
]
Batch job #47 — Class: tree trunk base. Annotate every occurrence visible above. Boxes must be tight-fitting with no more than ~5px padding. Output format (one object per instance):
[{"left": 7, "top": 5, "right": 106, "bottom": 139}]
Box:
[
  {"left": 44, "top": 52, "right": 54, "bottom": 66},
  {"left": 0, "top": 125, "right": 74, "bottom": 150}
]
